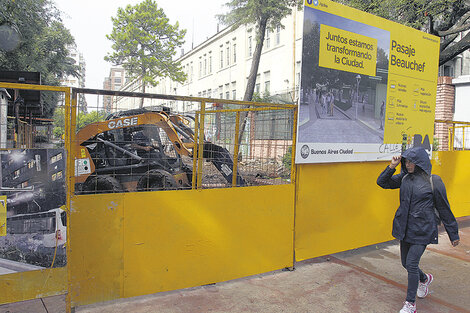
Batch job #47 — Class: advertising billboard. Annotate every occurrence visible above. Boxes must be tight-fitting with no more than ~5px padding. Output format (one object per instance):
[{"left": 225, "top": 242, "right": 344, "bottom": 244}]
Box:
[
  {"left": 296, "top": 0, "right": 440, "bottom": 163},
  {"left": 0, "top": 149, "right": 66, "bottom": 273}
]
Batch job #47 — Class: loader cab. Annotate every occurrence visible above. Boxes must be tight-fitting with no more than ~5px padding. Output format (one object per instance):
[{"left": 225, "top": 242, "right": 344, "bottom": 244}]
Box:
[{"left": 86, "top": 124, "right": 181, "bottom": 170}]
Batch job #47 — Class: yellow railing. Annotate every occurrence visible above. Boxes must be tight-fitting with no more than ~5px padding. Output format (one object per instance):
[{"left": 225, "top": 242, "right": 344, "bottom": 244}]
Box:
[{"left": 435, "top": 120, "right": 470, "bottom": 151}]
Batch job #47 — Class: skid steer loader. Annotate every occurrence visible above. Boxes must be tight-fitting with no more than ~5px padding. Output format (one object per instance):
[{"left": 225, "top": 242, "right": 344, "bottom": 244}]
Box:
[{"left": 74, "top": 108, "right": 245, "bottom": 194}]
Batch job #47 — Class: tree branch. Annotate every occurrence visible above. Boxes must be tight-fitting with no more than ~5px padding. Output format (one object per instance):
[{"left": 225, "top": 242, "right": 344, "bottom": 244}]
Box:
[
  {"left": 437, "top": 23, "right": 470, "bottom": 37},
  {"left": 437, "top": 10, "right": 470, "bottom": 36},
  {"left": 440, "top": 31, "right": 470, "bottom": 65},
  {"left": 435, "top": 7, "right": 470, "bottom": 33},
  {"left": 440, "top": 33, "right": 459, "bottom": 52}
]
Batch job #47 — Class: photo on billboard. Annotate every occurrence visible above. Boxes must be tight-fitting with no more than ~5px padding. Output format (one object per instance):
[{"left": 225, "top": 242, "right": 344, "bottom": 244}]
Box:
[
  {"left": 296, "top": 0, "right": 440, "bottom": 163},
  {"left": 0, "top": 149, "right": 66, "bottom": 274}
]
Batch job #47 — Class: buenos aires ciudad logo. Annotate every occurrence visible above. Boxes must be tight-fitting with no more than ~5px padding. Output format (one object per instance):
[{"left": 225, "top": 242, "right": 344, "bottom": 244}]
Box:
[{"left": 300, "top": 145, "right": 310, "bottom": 159}]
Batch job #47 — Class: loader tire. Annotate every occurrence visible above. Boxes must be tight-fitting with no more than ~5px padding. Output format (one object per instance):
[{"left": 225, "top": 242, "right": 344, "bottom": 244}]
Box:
[
  {"left": 137, "top": 169, "right": 177, "bottom": 191},
  {"left": 82, "top": 175, "right": 122, "bottom": 194}
]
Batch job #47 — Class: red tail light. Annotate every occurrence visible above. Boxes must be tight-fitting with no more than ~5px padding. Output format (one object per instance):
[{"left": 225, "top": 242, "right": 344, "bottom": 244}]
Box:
[{"left": 56, "top": 230, "right": 62, "bottom": 240}]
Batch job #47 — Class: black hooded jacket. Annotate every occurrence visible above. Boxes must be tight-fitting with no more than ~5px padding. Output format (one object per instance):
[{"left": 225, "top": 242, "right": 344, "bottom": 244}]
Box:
[{"left": 377, "top": 146, "right": 459, "bottom": 245}]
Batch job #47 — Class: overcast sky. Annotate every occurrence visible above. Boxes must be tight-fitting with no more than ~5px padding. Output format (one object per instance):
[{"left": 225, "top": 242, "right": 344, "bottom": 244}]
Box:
[{"left": 54, "top": 0, "right": 227, "bottom": 90}]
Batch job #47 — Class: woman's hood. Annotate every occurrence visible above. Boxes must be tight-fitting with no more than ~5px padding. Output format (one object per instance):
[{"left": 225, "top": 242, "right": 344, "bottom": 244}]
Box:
[{"left": 401, "top": 146, "right": 432, "bottom": 175}]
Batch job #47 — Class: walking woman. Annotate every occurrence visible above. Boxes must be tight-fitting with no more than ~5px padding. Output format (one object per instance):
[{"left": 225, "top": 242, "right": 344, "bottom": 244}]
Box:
[{"left": 377, "top": 146, "right": 460, "bottom": 313}]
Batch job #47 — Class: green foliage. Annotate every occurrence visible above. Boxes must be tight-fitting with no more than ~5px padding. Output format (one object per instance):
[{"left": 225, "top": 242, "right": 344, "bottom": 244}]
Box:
[
  {"left": 337, "top": 0, "right": 470, "bottom": 65},
  {"left": 77, "top": 111, "right": 107, "bottom": 130},
  {"left": 0, "top": 0, "right": 78, "bottom": 116},
  {"left": 105, "top": 0, "right": 187, "bottom": 89},
  {"left": 282, "top": 146, "right": 292, "bottom": 170},
  {"left": 219, "top": 0, "right": 302, "bottom": 38},
  {"left": 433, "top": 137, "right": 439, "bottom": 151},
  {"left": 252, "top": 91, "right": 272, "bottom": 103},
  {"left": 53, "top": 108, "right": 106, "bottom": 138},
  {"left": 53, "top": 107, "right": 65, "bottom": 138}
]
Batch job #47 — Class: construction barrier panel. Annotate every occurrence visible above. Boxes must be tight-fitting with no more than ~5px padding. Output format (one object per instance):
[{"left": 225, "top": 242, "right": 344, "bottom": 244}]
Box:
[
  {"left": 68, "top": 185, "right": 295, "bottom": 306},
  {"left": 295, "top": 151, "right": 470, "bottom": 261},
  {"left": 0, "top": 83, "right": 70, "bottom": 305}
]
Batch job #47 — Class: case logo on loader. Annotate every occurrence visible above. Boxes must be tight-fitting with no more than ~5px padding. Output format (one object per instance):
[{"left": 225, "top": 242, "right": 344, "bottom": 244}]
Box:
[{"left": 108, "top": 117, "right": 138, "bottom": 129}]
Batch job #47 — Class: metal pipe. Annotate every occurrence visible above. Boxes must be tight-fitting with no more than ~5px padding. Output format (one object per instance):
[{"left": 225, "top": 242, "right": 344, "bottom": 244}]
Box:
[
  {"left": 232, "top": 112, "right": 241, "bottom": 187},
  {"left": 96, "top": 137, "right": 143, "bottom": 161},
  {"left": 196, "top": 102, "right": 206, "bottom": 189}
]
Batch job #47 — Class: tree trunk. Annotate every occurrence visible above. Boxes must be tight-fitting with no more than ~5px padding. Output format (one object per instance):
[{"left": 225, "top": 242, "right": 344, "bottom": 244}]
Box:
[
  {"left": 140, "top": 69, "right": 146, "bottom": 108},
  {"left": 238, "top": 16, "right": 269, "bottom": 144},
  {"left": 243, "top": 18, "right": 268, "bottom": 102}
]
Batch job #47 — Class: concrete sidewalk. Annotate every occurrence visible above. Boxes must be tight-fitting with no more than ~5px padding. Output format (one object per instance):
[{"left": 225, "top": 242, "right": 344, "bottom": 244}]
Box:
[{"left": 1, "top": 217, "right": 469, "bottom": 313}]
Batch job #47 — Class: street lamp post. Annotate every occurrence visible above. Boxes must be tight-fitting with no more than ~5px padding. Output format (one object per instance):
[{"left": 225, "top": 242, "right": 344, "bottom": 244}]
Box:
[{"left": 355, "top": 75, "right": 361, "bottom": 120}]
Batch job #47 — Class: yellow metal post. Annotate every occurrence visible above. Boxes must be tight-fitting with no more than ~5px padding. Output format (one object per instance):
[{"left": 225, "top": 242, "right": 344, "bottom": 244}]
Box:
[
  {"left": 192, "top": 112, "right": 199, "bottom": 189},
  {"left": 196, "top": 102, "right": 206, "bottom": 189},
  {"left": 290, "top": 107, "right": 298, "bottom": 184},
  {"left": 66, "top": 89, "right": 77, "bottom": 313},
  {"left": 451, "top": 124, "right": 455, "bottom": 151},
  {"left": 232, "top": 112, "right": 241, "bottom": 187},
  {"left": 462, "top": 126, "right": 466, "bottom": 150}
]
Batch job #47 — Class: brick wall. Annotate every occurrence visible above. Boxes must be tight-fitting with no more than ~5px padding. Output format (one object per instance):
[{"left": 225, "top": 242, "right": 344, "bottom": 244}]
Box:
[{"left": 435, "top": 76, "right": 455, "bottom": 150}]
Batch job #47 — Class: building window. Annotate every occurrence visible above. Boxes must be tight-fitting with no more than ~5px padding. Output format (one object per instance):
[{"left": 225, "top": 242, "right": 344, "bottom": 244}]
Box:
[
  {"left": 219, "top": 85, "right": 223, "bottom": 99},
  {"left": 209, "top": 54, "right": 212, "bottom": 73},
  {"left": 14, "top": 169, "right": 20, "bottom": 179},
  {"left": 208, "top": 89, "right": 212, "bottom": 98},
  {"left": 264, "top": 71, "right": 271, "bottom": 93},
  {"left": 443, "top": 65, "right": 454, "bottom": 77},
  {"left": 199, "top": 59, "right": 202, "bottom": 77},
  {"left": 28, "top": 160, "right": 34, "bottom": 169},
  {"left": 52, "top": 171, "right": 63, "bottom": 181},
  {"left": 226, "top": 45, "right": 230, "bottom": 66},
  {"left": 264, "top": 81, "right": 270, "bottom": 93},
  {"left": 276, "top": 25, "right": 281, "bottom": 45},
  {"left": 255, "top": 74, "right": 261, "bottom": 94},
  {"left": 220, "top": 46, "right": 224, "bottom": 68},
  {"left": 204, "top": 55, "right": 207, "bottom": 76},
  {"left": 231, "top": 81, "right": 237, "bottom": 100},
  {"left": 189, "top": 62, "right": 194, "bottom": 82},
  {"left": 233, "top": 43, "right": 237, "bottom": 63},
  {"left": 51, "top": 153, "right": 62, "bottom": 164},
  {"left": 248, "top": 36, "right": 252, "bottom": 56},
  {"left": 266, "top": 30, "right": 270, "bottom": 49}
]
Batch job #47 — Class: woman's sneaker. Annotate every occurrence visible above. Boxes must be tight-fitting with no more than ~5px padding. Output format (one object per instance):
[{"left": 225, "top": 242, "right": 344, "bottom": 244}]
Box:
[
  {"left": 417, "top": 273, "right": 433, "bottom": 298},
  {"left": 400, "top": 301, "right": 417, "bottom": 313}
]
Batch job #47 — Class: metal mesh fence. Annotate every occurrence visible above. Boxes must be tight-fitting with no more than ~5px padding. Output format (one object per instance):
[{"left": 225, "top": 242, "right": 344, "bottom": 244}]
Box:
[
  {"left": 72, "top": 89, "right": 296, "bottom": 194},
  {"left": 201, "top": 107, "right": 294, "bottom": 188}
]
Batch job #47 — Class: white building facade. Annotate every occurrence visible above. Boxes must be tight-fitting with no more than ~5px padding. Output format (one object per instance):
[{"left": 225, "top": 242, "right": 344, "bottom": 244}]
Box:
[
  {"left": 115, "top": 8, "right": 304, "bottom": 112},
  {"left": 60, "top": 46, "right": 87, "bottom": 112}
]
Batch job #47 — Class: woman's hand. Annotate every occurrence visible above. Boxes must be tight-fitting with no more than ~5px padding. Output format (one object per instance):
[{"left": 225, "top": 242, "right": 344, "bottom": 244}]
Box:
[
  {"left": 389, "top": 155, "right": 401, "bottom": 169},
  {"left": 452, "top": 239, "right": 460, "bottom": 247}
]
